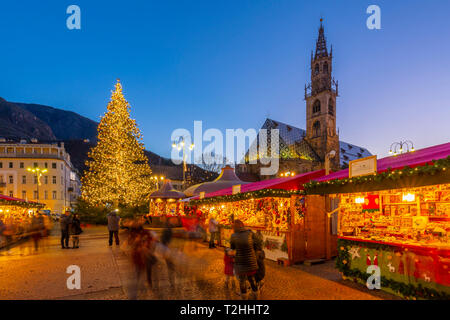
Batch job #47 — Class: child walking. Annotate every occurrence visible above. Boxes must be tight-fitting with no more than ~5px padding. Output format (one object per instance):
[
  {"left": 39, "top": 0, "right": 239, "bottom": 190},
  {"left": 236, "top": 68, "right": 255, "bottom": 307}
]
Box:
[{"left": 224, "top": 248, "right": 236, "bottom": 290}]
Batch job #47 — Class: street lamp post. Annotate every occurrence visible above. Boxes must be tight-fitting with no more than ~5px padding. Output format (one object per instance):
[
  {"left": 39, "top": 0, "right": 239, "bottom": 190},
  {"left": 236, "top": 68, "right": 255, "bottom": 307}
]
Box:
[
  {"left": 172, "top": 137, "right": 194, "bottom": 188},
  {"left": 151, "top": 175, "right": 165, "bottom": 190},
  {"left": 27, "top": 167, "right": 48, "bottom": 201},
  {"left": 389, "top": 140, "right": 415, "bottom": 156},
  {"left": 325, "top": 150, "right": 336, "bottom": 175}
]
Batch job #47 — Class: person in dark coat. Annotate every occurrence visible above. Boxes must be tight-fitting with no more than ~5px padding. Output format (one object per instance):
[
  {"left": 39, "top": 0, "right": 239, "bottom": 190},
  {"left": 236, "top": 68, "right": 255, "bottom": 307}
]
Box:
[
  {"left": 70, "top": 213, "right": 83, "bottom": 248},
  {"left": 229, "top": 219, "right": 259, "bottom": 300},
  {"left": 253, "top": 230, "right": 265, "bottom": 288},
  {"left": 60, "top": 211, "right": 72, "bottom": 249},
  {"left": 107, "top": 210, "right": 121, "bottom": 246}
]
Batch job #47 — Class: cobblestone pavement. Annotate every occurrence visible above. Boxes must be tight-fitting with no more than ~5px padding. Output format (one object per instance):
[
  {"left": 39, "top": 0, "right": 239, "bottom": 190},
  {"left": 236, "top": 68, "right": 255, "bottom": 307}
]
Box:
[{"left": 0, "top": 229, "right": 397, "bottom": 300}]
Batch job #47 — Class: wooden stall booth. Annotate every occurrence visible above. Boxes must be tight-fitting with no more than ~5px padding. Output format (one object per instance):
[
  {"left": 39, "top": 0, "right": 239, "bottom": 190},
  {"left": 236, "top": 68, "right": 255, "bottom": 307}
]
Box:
[
  {"left": 148, "top": 180, "right": 186, "bottom": 227},
  {"left": 189, "top": 170, "right": 330, "bottom": 265},
  {"left": 0, "top": 194, "right": 45, "bottom": 248},
  {"left": 305, "top": 142, "right": 450, "bottom": 299}
]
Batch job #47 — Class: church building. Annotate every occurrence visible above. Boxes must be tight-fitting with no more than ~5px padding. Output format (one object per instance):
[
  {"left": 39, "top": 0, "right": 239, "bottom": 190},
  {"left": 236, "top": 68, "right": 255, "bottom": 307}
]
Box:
[{"left": 238, "top": 21, "right": 371, "bottom": 180}]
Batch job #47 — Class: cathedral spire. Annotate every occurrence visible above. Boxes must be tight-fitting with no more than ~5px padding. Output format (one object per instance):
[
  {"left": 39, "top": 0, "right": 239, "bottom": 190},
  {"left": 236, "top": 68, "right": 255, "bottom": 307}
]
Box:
[{"left": 315, "top": 19, "right": 328, "bottom": 58}]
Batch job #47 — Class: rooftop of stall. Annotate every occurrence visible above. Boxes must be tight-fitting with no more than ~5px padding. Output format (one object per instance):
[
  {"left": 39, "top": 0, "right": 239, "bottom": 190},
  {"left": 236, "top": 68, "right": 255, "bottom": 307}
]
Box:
[
  {"left": 183, "top": 165, "right": 249, "bottom": 197},
  {"left": 0, "top": 194, "right": 44, "bottom": 208},
  {"left": 191, "top": 169, "right": 326, "bottom": 200},
  {"left": 149, "top": 179, "right": 186, "bottom": 199},
  {"left": 306, "top": 142, "right": 450, "bottom": 194}
]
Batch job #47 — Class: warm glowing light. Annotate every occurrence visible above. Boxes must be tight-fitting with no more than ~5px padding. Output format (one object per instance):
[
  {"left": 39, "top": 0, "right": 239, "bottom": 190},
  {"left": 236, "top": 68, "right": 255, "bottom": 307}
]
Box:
[
  {"left": 402, "top": 193, "right": 415, "bottom": 202},
  {"left": 172, "top": 143, "right": 176, "bottom": 148},
  {"left": 355, "top": 197, "right": 365, "bottom": 204},
  {"left": 280, "top": 173, "right": 284, "bottom": 177},
  {"left": 291, "top": 172, "right": 295, "bottom": 176}
]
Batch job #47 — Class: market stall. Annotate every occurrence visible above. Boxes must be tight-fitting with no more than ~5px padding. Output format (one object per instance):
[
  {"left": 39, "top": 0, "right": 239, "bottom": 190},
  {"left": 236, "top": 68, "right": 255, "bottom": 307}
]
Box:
[
  {"left": 189, "top": 169, "right": 326, "bottom": 264},
  {"left": 0, "top": 194, "right": 45, "bottom": 248},
  {"left": 184, "top": 165, "right": 249, "bottom": 197},
  {"left": 148, "top": 180, "right": 186, "bottom": 227},
  {"left": 305, "top": 142, "right": 450, "bottom": 299}
]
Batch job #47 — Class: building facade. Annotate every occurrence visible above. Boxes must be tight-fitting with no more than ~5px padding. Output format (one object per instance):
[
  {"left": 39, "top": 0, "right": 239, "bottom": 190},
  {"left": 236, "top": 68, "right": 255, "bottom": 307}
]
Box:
[
  {"left": 239, "top": 22, "right": 371, "bottom": 180},
  {"left": 0, "top": 139, "right": 81, "bottom": 213}
]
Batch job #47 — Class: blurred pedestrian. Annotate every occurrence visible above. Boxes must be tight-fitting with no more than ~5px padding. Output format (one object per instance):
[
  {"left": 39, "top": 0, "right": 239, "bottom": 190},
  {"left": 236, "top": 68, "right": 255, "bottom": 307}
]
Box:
[
  {"left": 0, "top": 217, "right": 5, "bottom": 249},
  {"left": 253, "top": 230, "right": 266, "bottom": 290},
  {"left": 60, "top": 211, "right": 71, "bottom": 249},
  {"left": 208, "top": 215, "right": 218, "bottom": 248},
  {"left": 70, "top": 213, "right": 83, "bottom": 249},
  {"left": 127, "top": 220, "right": 157, "bottom": 299},
  {"left": 107, "top": 210, "right": 120, "bottom": 246},
  {"left": 229, "top": 219, "right": 259, "bottom": 300},
  {"left": 224, "top": 248, "right": 236, "bottom": 290},
  {"left": 160, "top": 220, "right": 176, "bottom": 289},
  {"left": 161, "top": 220, "right": 173, "bottom": 246},
  {"left": 31, "top": 214, "right": 44, "bottom": 251}
]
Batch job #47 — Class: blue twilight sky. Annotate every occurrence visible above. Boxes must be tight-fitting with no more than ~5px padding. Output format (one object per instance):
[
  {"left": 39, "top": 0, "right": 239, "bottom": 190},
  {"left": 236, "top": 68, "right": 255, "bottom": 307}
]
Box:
[{"left": 0, "top": 0, "right": 449, "bottom": 161}]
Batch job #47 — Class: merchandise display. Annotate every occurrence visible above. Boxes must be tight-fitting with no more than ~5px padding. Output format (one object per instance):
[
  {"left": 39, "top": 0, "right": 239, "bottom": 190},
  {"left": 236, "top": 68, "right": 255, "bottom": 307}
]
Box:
[{"left": 338, "top": 184, "right": 450, "bottom": 248}]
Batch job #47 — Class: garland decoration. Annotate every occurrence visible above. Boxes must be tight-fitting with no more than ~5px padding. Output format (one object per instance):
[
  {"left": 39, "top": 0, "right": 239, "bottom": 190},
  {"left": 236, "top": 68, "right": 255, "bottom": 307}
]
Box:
[
  {"left": 189, "top": 188, "right": 304, "bottom": 206},
  {"left": 305, "top": 156, "right": 450, "bottom": 195},
  {"left": 0, "top": 199, "right": 45, "bottom": 209},
  {"left": 336, "top": 239, "right": 450, "bottom": 300}
]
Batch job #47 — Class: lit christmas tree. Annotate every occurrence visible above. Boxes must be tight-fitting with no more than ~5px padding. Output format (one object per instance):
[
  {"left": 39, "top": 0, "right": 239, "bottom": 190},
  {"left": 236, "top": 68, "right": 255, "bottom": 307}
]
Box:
[{"left": 81, "top": 80, "right": 153, "bottom": 207}]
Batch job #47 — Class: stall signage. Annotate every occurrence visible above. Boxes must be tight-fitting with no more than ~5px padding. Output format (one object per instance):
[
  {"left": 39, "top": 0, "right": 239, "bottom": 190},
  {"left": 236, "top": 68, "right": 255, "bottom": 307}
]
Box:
[
  {"left": 349, "top": 155, "right": 377, "bottom": 178},
  {"left": 232, "top": 184, "right": 241, "bottom": 195},
  {"left": 259, "top": 230, "right": 288, "bottom": 261},
  {"left": 199, "top": 192, "right": 205, "bottom": 199}
]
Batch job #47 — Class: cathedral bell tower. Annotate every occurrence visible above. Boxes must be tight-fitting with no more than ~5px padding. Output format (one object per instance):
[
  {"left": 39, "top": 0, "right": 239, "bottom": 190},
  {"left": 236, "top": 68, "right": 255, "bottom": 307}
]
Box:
[{"left": 305, "top": 20, "right": 340, "bottom": 170}]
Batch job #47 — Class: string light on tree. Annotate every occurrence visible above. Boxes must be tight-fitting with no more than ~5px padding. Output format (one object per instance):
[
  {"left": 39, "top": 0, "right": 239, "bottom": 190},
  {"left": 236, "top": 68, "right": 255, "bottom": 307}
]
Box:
[{"left": 81, "top": 80, "right": 153, "bottom": 207}]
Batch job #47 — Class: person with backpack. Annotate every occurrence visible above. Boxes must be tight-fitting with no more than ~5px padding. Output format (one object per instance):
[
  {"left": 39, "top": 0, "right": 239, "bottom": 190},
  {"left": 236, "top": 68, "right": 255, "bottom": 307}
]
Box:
[{"left": 70, "top": 213, "right": 83, "bottom": 249}]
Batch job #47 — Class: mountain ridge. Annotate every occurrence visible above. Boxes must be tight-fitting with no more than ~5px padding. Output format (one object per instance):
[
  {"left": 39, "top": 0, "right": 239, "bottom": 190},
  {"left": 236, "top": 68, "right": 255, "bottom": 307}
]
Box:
[{"left": 0, "top": 97, "right": 173, "bottom": 173}]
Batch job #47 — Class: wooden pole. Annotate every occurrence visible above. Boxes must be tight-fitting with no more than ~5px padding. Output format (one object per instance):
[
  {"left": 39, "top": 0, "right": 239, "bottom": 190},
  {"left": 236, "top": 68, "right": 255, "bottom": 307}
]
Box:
[{"left": 325, "top": 195, "right": 331, "bottom": 260}]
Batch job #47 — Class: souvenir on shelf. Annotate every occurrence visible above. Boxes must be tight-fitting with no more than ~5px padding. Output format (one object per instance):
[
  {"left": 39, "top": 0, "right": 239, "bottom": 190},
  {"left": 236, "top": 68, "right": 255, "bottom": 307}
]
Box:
[{"left": 338, "top": 184, "right": 450, "bottom": 248}]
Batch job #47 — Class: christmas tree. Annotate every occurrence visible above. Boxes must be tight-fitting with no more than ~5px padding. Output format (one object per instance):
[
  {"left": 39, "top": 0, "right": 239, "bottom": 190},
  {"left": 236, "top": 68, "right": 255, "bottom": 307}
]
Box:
[{"left": 81, "top": 80, "right": 153, "bottom": 207}]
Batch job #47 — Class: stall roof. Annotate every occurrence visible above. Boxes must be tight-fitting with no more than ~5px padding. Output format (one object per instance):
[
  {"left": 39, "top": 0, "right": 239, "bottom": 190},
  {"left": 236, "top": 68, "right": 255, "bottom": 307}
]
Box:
[
  {"left": 315, "top": 142, "right": 450, "bottom": 182},
  {"left": 192, "top": 169, "right": 325, "bottom": 200},
  {"left": 0, "top": 194, "right": 42, "bottom": 206},
  {"left": 184, "top": 165, "right": 249, "bottom": 197},
  {"left": 149, "top": 180, "right": 186, "bottom": 199}
]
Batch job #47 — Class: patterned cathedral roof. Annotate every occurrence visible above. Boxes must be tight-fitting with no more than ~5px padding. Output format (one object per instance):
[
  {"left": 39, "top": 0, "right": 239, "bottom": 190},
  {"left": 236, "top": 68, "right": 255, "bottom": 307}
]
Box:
[{"left": 245, "top": 118, "right": 372, "bottom": 166}]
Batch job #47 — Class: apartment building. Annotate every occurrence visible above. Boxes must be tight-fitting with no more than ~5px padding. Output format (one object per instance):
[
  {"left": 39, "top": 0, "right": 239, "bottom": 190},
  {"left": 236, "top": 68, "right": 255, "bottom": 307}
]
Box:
[{"left": 0, "top": 138, "right": 81, "bottom": 213}]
